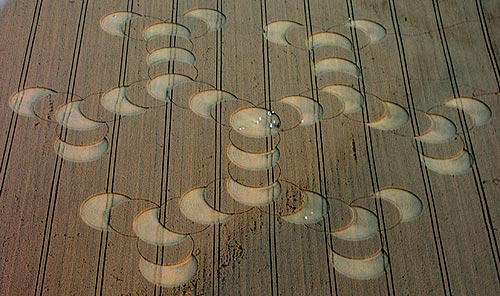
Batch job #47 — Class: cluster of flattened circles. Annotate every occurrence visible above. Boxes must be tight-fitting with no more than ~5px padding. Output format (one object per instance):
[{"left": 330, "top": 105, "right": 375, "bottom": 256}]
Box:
[
  {"left": 387, "top": 96, "right": 492, "bottom": 175},
  {"left": 102, "top": 180, "right": 351, "bottom": 282},
  {"left": 307, "top": 21, "right": 414, "bottom": 133},
  {"left": 323, "top": 91, "right": 491, "bottom": 176},
  {"left": 263, "top": 19, "right": 385, "bottom": 51},
  {"left": 7, "top": 40, "right": 198, "bottom": 163},
  {"left": 260, "top": 18, "right": 418, "bottom": 280},
  {"left": 79, "top": 193, "right": 202, "bottom": 288},
  {"left": 263, "top": 18, "right": 410, "bottom": 131},
  {"left": 315, "top": 186, "right": 422, "bottom": 279},
  {"left": 10, "top": 8, "right": 494, "bottom": 288},
  {"left": 7, "top": 8, "right": 231, "bottom": 164},
  {"left": 415, "top": 97, "right": 492, "bottom": 175},
  {"left": 188, "top": 85, "right": 335, "bottom": 167},
  {"left": 188, "top": 86, "right": 339, "bottom": 137},
  {"left": 181, "top": 19, "right": 410, "bottom": 280},
  {"left": 188, "top": 88, "right": 284, "bottom": 206},
  {"left": 100, "top": 8, "right": 226, "bottom": 40},
  {"left": 328, "top": 188, "right": 423, "bottom": 280},
  {"left": 8, "top": 87, "right": 111, "bottom": 163},
  {"left": 78, "top": 185, "right": 422, "bottom": 283},
  {"left": 263, "top": 17, "right": 494, "bottom": 176},
  {"left": 261, "top": 15, "right": 493, "bottom": 278},
  {"left": 186, "top": 81, "right": 372, "bottom": 273},
  {"left": 253, "top": 181, "right": 424, "bottom": 280},
  {"left": 89, "top": 8, "right": 232, "bottom": 288},
  {"left": 77, "top": 179, "right": 292, "bottom": 287},
  {"left": 309, "top": 20, "right": 491, "bottom": 175},
  {"left": 221, "top": 97, "right": 284, "bottom": 212},
  {"left": 186, "top": 85, "right": 426, "bottom": 280},
  {"left": 98, "top": 9, "right": 229, "bottom": 108}
]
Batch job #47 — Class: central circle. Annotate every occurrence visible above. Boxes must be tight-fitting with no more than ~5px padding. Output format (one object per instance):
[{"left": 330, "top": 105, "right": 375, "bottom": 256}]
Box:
[{"left": 230, "top": 107, "right": 281, "bottom": 138}]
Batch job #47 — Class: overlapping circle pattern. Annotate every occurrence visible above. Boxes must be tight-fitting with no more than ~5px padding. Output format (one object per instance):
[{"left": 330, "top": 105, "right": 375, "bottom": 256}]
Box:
[{"left": 5, "top": 5, "right": 494, "bottom": 289}]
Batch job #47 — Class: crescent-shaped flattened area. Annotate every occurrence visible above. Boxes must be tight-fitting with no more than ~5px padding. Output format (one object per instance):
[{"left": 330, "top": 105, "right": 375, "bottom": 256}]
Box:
[
  {"left": 227, "top": 178, "right": 281, "bottom": 207},
  {"left": 9, "top": 87, "right": 56, "bottom": 117},
  {"left": 142, "top": 22, "right": 191, "bottom": 41},
  {"left": 281, "top": 191, "right": 329, "bottom": 225},
  {"left": 139, "top": 255, "right": 198, "bottom": 288},
  {"left": 189, "top": 89, "right": 237, "bottom": 119},
  {"left": 279, "top": 96, "right": 324, "bottom": 126},
  {"left": 54, "top": 101, "right": 103, "bottom": 131},
  {"left": 331, "top": 250, "right": 389, "bottom": 280},
  {"left": 444, "top": 97, "right": 492, "bottom": 127},
  {"left": 227, "top": 143, "right": 280, "bottom": 171},
  {"left": 179, "top": 187, "right": 232, "bottom": 225},
  {"left": 367, "top": 101, "right": 409, "bottom": 131},
  {"left": 320, "top": 84, "right": 364, "bottom": 114},
  {"left": 147, "top": 47, "right": 196, "bottom": 67},
  {"left": 420, "top": 150, "right": 474, "bottom": 175},
  {"left": 331, "top": 206, "right": 378, "bottom": 241},
  {"left": 100, "top": 11, "right": 140, "bottom": 37},
  {"left": 264, "top": 20, "right": 302, "bottom": 46},
  {"left": 374, "top": 188, "right": 423, "bottom": 222},
  {"left": 54, "top": 138, "right": 109, "bottom": 162},
  {"left": 415, "top": 113, "right": 457, "bottom": 144},
  {"left": 133, "top": 207, "right": 188, "bottom": 246},
  {"left": 101, "top": 87, "right": 147, "bottom": 116},
  {"left": 147, "top": 73, "right": 192, "bottom": 102},
  {"left": 79, "top": 193, "right": 130, "bottom": 231},
  {"left": 183, "top": 8, "right": 226, "bottom": 31},
  {"left": 314, "top": 57, "right": 360, "bottom": 78},
  {"left": 307, "top": 32, "right": 353, "bottom": 51},
  {"left": 348, "top": 19, "right": 387, "bottom": 44}
]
